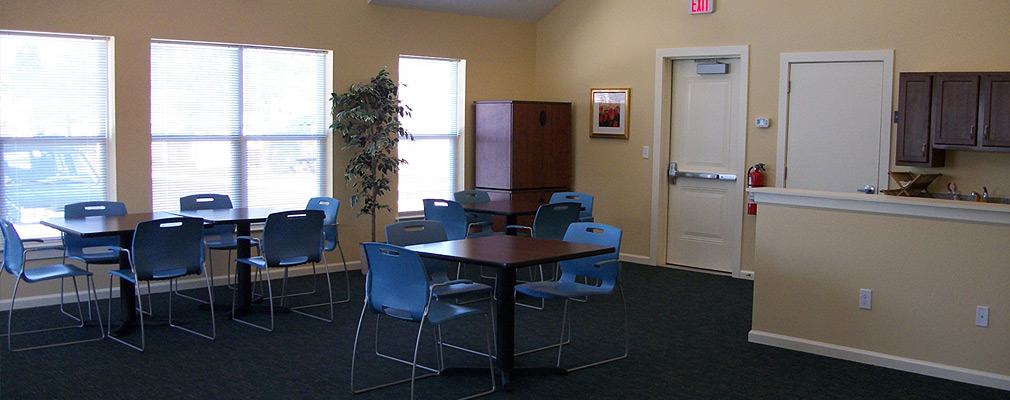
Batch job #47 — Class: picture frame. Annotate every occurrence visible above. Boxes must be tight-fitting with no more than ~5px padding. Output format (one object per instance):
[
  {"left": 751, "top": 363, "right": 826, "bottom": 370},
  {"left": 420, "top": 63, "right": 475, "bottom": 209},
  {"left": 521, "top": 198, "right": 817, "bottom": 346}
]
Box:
[{"left": 590, "top": 88, "right": 630, "bottom": 139}]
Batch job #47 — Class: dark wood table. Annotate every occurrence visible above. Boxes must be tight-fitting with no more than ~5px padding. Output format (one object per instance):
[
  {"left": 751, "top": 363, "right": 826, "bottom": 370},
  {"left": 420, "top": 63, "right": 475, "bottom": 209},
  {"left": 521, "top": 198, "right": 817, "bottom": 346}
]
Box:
[
  {"left": 460, "top": 199, "right": 542, "bottom": 233},
  {"left": 404, "top": 234, "right": 614, "bottom": 390},
  {"left": 41, "top": 211, "right": 178, "bottom": 335},
  {"left": 171, "top": 207, "right": 282, "bottom": 314}
]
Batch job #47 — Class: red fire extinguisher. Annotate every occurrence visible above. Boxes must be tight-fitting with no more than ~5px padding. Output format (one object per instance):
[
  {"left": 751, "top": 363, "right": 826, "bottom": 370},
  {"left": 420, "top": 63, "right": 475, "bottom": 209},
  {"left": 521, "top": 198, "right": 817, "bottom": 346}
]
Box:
[{"left": 747, "top": 163, "right": 766, "bottom": 215}]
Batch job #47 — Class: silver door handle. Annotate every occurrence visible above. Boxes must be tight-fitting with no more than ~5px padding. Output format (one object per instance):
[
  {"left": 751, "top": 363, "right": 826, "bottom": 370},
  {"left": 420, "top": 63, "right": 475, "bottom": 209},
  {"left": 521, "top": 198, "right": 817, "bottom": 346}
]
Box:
[{"left": 668, "top": 162, "right": 738, "bottom": 184}]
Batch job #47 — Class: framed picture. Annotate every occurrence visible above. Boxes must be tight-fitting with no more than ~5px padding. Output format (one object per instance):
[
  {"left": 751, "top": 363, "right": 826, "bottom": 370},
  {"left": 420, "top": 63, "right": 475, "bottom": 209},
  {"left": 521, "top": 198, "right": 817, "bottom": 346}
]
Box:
[{"left": 590, "top": 88, "right": 630, "bottom": 139}]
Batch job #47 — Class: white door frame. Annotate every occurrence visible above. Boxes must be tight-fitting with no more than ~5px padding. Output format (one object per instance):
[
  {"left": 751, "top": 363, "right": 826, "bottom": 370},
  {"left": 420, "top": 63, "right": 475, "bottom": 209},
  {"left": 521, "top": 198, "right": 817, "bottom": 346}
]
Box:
[
  {"left": 650, "top": 45, "right": 749, "bottom": 275},
  {"left": 775, "top": 50, "right": 894, "bottom": 189}
]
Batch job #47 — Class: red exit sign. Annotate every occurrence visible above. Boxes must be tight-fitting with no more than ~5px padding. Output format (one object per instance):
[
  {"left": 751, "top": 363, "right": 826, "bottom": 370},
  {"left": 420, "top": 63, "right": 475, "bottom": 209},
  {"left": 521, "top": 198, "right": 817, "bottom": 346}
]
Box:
[{"left": 690, "top": 0, "right": 714, "bottom": 14}]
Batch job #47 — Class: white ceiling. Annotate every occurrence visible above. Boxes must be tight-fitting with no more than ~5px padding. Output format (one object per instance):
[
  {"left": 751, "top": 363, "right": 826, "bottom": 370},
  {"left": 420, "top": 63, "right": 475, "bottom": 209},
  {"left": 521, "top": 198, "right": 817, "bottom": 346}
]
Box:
[{"left": 368, "top": 0, "right": 564, "bottom": 23}]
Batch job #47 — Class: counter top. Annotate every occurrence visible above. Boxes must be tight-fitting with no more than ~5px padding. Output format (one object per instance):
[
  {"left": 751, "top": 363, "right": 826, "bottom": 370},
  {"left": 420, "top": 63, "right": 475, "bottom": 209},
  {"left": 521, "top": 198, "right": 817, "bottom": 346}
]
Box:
[{"left": 749, "top": 187, "right": 1010, "bottom": 226}]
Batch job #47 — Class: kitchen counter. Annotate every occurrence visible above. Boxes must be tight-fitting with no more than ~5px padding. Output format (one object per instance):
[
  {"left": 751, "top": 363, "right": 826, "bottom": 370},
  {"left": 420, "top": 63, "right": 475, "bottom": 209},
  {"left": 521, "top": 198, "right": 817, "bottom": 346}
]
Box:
[
  {"left": 749, "top": 187, "right": 1010, "bottom": 390},
  {"left": 749, "top": 187, "right": 1010, "bottom": 226}
]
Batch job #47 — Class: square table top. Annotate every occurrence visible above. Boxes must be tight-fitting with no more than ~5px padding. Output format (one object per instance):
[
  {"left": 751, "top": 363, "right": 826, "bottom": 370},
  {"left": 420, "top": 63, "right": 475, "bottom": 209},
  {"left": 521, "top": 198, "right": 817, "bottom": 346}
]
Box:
[
  {"left": 404, "top": 234, "right": 613, "bottom": 269},
  {"left": 459, "top": 199, "right": 542, "bottom": 217},
  {"left": 41, "top": 212, "right": 178, "bottom": 237},
  {"left": 171, "top": 207, "right": 287, "bottom": 224}
]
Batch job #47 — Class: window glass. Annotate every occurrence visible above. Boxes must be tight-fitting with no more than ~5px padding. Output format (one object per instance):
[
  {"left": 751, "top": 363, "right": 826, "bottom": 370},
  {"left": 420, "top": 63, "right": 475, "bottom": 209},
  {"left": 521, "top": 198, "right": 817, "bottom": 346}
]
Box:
[
  {"left": 397, "top": 56, "right": 463, "bottom": 214},
  {"left": 151, "top": 41, "right": 329, "bottom": 211},
  {"left": 0, "top": 31, "right": 111, "bottom": 237}
]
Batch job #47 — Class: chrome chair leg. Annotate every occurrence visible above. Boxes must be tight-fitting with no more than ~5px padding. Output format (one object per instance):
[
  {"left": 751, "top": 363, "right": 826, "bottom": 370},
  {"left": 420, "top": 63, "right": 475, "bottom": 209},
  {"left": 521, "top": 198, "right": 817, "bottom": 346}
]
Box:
[{"left": 7, "top": 274, "right": 103, "bottom": 351}]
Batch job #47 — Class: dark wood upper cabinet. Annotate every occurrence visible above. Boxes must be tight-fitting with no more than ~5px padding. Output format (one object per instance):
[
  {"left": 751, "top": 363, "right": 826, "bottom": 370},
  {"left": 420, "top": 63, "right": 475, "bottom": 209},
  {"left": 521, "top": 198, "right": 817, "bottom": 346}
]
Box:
[
  {"left": 931, "top": 73, "right": 980, "bottom": 147},
  {"left": 896, "top": 73, "right": 944, "bottom": 166},
  {"left": 979, "top": 74, "right": 1010, "bottom": 148},
  {"left": 475, "top": 101, "right": 572, "bottom": 191}
]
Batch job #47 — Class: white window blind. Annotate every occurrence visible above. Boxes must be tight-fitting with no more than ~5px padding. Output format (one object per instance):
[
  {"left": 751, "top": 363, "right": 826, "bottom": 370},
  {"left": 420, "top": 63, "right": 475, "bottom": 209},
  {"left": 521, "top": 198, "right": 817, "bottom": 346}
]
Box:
[
  {"left": 0, "top": 31, "right": 111, "bottom": 238},
  {"left": 397, "top": 56, "right": 464, "bottom": 214},
  {"left": 151, "top": 41, "right": 329, "bottom": 211}
]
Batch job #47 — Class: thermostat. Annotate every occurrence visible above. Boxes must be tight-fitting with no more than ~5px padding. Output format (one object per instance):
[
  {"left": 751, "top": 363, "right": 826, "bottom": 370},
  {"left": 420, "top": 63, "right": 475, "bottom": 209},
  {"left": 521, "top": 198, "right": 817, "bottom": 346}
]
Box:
[{"left": 755, "top": 118, "right": 771, "bottom": 129}]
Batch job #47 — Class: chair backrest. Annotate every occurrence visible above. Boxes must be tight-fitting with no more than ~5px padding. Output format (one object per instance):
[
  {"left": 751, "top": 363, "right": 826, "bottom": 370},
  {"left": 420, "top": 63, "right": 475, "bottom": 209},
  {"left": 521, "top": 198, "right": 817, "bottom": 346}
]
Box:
[
  {"left": 557, "top": 223, "right": 622, "bottom": 290},
  {"left": 550, "top": 192, "right": 594, "bottom": 222},
  {"left": 64, "top": 201, "right": 127, "bottom": 218},
  {"left": 63, "top": 201, "right": 127, "bottom": 256},
  {"left": 305, "top": 197, "right": 339, "bottom": 252},
  {"left": 384, "top": 220, "right": 450, "bottom": 282},
  {"left": 179, "top": 194, "right": 233, "bottom": 211},
  {"left": 261, "top": 210, "right": 325, "bottom": 267},
  {"left": 1, "top": 219, "right": 27, "bottom": 277},
  {"left": 130, "top": 217, "right": 205, "bottom": 281},
  {"left": 422, "top": 199, "right": 469, "bottom": 240},
  {"left": 180, "top": 194, "right": 235, "bottom": 245},
  {"left": 453, "top": 190, "right": 494, "bottom": 226},
  {"left": 454, "top": 190, "right": 491, "bottom": 204},
  {"left": 532, "top": 202, "right": 582, "bottom": 241},
  {"left": 361, "top": 242, "right": 430, "bottom": 322}
]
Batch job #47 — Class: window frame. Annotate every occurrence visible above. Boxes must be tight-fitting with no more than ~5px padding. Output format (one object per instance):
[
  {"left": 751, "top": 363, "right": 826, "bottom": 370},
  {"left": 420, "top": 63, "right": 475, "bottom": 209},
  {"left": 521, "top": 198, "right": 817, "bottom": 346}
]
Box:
[
  {"left": 149, "top": 39, "right": 333, "bottom": 212},
  {"left": 396, "top": 55, "right": 466, "bottom": 216},
  {"left": 0, "top": 30, "right": 115, "bottom": 241}
]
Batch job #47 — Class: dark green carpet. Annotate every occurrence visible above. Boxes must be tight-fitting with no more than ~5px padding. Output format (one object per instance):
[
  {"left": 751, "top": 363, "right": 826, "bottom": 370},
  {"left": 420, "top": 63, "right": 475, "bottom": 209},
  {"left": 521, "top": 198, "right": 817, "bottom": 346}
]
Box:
[{"left": 2, "top": 264, "right": 1007, "bottom": 399}]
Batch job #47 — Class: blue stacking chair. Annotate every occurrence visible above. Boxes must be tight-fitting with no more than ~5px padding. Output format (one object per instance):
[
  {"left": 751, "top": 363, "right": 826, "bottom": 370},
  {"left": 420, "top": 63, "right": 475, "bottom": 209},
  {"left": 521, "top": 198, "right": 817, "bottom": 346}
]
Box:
[
  {"left": 507, "top": 202, "right": 582, "bottom": 294},
  {"left": 1, "top": 219, "right": 104, "bottom": 351},
  {"left": 351, "top": 242, "right": 495, "bottom": 400},
  {"left": 514, "top": 223, "right": 627, "bottom": 372},
  {"left": 62, "top": 201, "right": 127, "bottom": 317},
  {"left": 180, "top": 194, "right": 242, "bottom": 297},
  {"left": 106, "top": 217, "right": 215, "bottom": 352},
  {"left": 305, "top": 197, "right": 350, "bottom": 305},
  {"left": 233, "top": 210, "right": 332, "bottom": 332},
  {"left": 549, "top": 192, "right": 594, "bottom": 222},
  {"left": 385, "top": 220, "right": 495, "bottom": 355},
  {"left": 506, "top": 202, "right": 581, "bottom": 241},
  {"left": 422, "top": 199, "right": 489, "bottom": 240},
  {"left": 453, "top": 190, "right": 494, "bottom": 234}
]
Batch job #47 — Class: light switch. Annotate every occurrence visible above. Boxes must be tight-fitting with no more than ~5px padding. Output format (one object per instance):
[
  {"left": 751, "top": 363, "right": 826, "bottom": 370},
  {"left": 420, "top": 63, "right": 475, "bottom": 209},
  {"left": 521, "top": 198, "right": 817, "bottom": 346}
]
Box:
[
  {"left": 642, "top": 146, "right": 650, "bottom": 159},
  {"left": 755, "top": 118, "right": 771, "bottom": 129}
]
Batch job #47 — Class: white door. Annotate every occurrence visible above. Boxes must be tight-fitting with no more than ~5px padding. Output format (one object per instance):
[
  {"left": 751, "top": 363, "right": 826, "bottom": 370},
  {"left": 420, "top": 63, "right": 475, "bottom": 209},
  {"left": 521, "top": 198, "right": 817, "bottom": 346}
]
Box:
[
  {"left": 666, "top": 58, "right": 745, "bottom": 273},
  {"left": 778, "top": 52, "right": 893, "bottom": 192}
]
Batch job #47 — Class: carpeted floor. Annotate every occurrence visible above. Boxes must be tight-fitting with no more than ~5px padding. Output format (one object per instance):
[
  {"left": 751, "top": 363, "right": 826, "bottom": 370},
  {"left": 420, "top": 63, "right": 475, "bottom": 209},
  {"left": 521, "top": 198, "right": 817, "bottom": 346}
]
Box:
[{"left": 2, "top": 263, "right": 1007, "bottom": 399}]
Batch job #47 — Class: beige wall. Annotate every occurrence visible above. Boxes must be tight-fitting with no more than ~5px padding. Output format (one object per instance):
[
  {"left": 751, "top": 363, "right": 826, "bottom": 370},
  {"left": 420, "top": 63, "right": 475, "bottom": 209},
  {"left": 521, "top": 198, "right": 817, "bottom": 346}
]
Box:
[
  {"left": 0, "top": 0, "right": 537, "bottom": 297},
  {"left": 753, "top": 203, "right": 1010, "bottom": 378},
  {"left": 535, "top": 0, "right": 1010, "bottom": 266}
]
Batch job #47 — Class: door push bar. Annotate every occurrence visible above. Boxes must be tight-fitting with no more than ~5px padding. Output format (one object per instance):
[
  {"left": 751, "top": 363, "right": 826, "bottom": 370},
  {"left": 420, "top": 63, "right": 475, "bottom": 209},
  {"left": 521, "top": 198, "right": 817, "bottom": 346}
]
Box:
[{"left": 668, "top": 162, "right": 738, "bottom": 185}]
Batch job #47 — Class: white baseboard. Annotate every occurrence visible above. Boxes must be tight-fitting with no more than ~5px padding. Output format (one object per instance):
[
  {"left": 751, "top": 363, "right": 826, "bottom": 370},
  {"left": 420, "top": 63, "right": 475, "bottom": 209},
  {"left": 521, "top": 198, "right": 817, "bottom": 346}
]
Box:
[
  {"left": 748, "top": 330, "right": 1010, "bottom": 391},
  {"left": 1, "top": 260, "right": 364, "bottom": 311},
  {"left": 618, "top": 252, "right": 652, "bottom": 265}
]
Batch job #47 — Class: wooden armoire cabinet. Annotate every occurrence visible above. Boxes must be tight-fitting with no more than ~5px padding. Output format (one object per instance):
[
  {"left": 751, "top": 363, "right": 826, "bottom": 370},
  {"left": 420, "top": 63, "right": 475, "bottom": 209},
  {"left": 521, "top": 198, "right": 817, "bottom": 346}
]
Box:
[{"left": 474, "top": 101, "right": 572, "bottom": 205}]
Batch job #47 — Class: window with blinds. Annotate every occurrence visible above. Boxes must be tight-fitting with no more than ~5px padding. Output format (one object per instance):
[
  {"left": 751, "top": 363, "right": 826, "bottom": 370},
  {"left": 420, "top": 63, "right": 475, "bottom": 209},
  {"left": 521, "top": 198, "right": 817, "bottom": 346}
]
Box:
[
  {"left": 150, "top": 41, "right": 330, "bottom": 211},
  {"left": 396, "top": 56, "right": 464, "bottom": 214},
  {"left": 0, "top": 31, "right": 112, "bottom": 237}
]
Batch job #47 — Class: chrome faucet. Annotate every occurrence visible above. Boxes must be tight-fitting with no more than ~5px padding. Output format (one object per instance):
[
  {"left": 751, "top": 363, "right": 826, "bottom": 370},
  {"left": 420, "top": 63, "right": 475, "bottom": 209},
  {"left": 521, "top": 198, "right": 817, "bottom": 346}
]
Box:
[{"left": 970, "top": 187, "right": 989, "bottom": 203}]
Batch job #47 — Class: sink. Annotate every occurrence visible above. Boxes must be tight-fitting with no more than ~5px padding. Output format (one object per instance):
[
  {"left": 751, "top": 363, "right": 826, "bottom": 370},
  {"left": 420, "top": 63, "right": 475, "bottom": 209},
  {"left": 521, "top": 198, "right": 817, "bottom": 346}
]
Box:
[{"left": 922, "top": 193, "right": 1010, "bottom": 205}]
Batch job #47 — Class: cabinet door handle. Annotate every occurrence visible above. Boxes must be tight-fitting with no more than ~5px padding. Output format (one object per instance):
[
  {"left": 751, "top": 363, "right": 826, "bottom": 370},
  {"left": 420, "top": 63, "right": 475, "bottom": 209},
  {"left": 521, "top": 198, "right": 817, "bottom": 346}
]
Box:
[
  {"left": 971, "top": 124, "right": 976, "bottom": 137},
  {"left": 984, "top": 125, "right": 990, "bottom": 140},
  {"left": 921, "top": 143, "right": 927, "bottom": 156}
]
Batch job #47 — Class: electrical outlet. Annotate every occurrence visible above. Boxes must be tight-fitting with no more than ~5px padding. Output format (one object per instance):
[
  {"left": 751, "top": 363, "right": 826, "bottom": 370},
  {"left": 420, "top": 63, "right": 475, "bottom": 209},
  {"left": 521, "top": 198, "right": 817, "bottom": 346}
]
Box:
[
  {"left": 859, "top": 289, "right": 872, "bottom": 310},
  {"left": 976, "top": 306, "right": 989, "bottom": 327}
]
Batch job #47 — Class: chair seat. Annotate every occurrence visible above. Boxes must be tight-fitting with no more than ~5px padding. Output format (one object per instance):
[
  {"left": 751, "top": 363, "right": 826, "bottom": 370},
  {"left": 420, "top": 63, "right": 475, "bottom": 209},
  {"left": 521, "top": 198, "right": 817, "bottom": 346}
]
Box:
[
  {"left": 68, "top": 252, "right": 120, "bottom": 264},
  {"left": 21, "top": 264, "right": 92, "bottom": 283},
  {"left": 432, "top": 281, "right": 492, "bottom": 299},
  {"left": 236, "top": 255, "right": 309, "bottom": 270},
  {"left": 109, "top": 267, "right": 190, "bottom": 283},
  {"left": 515, "top": 281, "right": 611, "bottom": 300},
  {"left": 205, "top": 240, "right": 237, "bottom": 250},
  {"left": 426, "top": 300, "right": 486, "bottom": 326}
]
